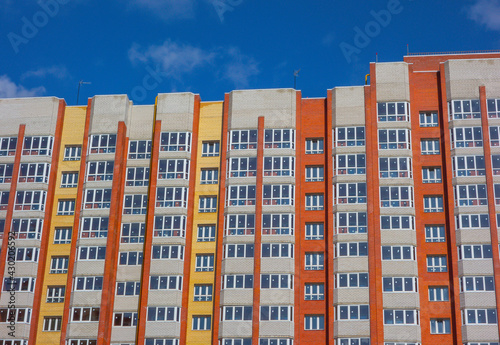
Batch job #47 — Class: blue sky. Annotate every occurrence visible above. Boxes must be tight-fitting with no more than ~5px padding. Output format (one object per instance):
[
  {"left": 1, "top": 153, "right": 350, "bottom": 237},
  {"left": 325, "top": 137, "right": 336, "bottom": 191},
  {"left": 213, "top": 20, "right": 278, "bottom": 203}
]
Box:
[{"left": 1, "top": 0, "right": 499, "bottom": 105}]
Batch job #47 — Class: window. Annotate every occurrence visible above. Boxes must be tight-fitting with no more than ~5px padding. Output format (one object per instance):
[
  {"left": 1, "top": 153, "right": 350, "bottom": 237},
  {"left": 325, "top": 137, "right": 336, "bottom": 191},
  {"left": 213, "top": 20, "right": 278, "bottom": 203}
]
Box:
[
  {"left": 194, "top": 285, "right": 212, "bottom": 301},
  {"left": 378, "top": 129, "right": 410, "bottom": 149},
  {"left": 13, "top": 247, "right": 39, "bottom": 262},
  {"left": 126, "top": 167, "right": 149, "bottom": 186},
  {"left": 380, "top": 186, "right": 413, "bottom": 207},
  {"left": 460, "top": 276, "right": 495, "bottom": 292},
  {"left": 123, "top": 194, "right": 147, "bottom": 215},
  {"left": 223, "top": 275, "right": 253, "bottom": 289},
  {"left": 462, "top": 309, "right": 498, "bottom": 324},
  {"left": 150, "top": 276, "right": 182, "bottom": 291},
  {"left": 430, "top": 319, "right": 450, "bottom": 334},
  {"left": 424, "top": 196, "right": 444, "bottom": 213},
  {"left": 86, "top": 161, "right": 114, "bottom": 181},
  {"left": 262, "top": 214, "right": 293, "bottom": 235},
  {"left": 3, "top": 277, "right": 35, "bottom": 292},
  {"left": 128, "top": 140, "right": 151, "bottom": 159},
  {"left": 67, "top": 340, "right": 97, "bottom": 345},
  {"left": 420, "top": 111, "right": 439, "bottom": 127},
  {"left": 383, "top": 277, "right": 417, "bottom": 292},
  {"left": 113, "top": 312, "right": 138, "bottom": 327},
  {"left": 305, "top": 283, "right": 324, "bottom": 300},
  {"left": 427, "top": 256, "right": 447, "bottom": 272},
  {"left": 422, "top": 167, "right": 441, "bottom": 183},
  {"left": 306, "top": 193, "right": 324, "bottom": 210},
  {"left": 75, "top": 277, "right": 103, "bottom": 291},
  {"left": 46, "top": 286, "right": 65, "bottom": 303},
  {"left": 0, "top": 163, "right": 13, "bottom": 183},
  {"left": 50, "top": 256, "right": 68, "bottom": 274},
  {"left": 78, "top": 247, "right": 106, "bottom": 261},
  {"left": 0, "top": 137, "right": 17, "bottom": 156},
  {"left": 64, "top": 145, "right": 81, "bottom": 160},
  {"left": 490, "top": 126, "right": 500, "bottom": 146},
  {"left": 306, "top": 138, "right": 324, "bottom": 154},
  {"left": 421, "top": 139, "right": 440, "bottom": 155},
  {"left": 192, "top": 315, "right": 211, "bottom": 330},
  {"left": 335, "top": 127, "right": 365, "bottom": 147},
  {"left": 61, "top": 172, "right": 78, "bottom": 188},
  {"left": 381, "top": 216, "right": 415, "bottom": 230},
  {"left": 160, "top": 132, "right": 191, "bottom": 152},
  {"left": 259, "top": 339, "right": 293, "bottom": 345},
  {"left": 158, "top": 159, "right": 190, "bottom": 180},
  {"left": 425, "top": 225, "right": 445, "bottom": 242},
  {"left": 305, "top": 223, "right": 324, "bottom": 240},
  {"left": 227, "top": 185, "right": 256, "bottom": 206},
  {"left": 262, "top": 243, "right": 293, "bottom": 258},
  {"left": 225, "top": 244, "right": 255, "bottom": 258},
  {"left": 336, "top": 273, "right": 369, "bottom": 288},
  {"left": 336, "top": 242, "right": 368, "bottom": 257},
  {"left": 264, "top": 129, "right": 294, "bottom": 149},
  {"left": 454, "top": 184, "right": 487, "bottom": 206},
  {"left": 226, "top": 214, "right": 255, "bottom": 236},
  {"left": 229, "top": 129, "right": 257, "bottom": 150},
  {"left": 263, "top": 156, "right": 294, "bottom": 176},
  {"left": 119, "top": 251, "right": 143, "bottom": 265},
  {"left": 15, "top": 190, "right": 46, "bottom": 211},
  {"left": 43, "top": 316, "right": 62, "bottom": 331},
  {"left": 451, "top": 127, "right": 483, "bottom": 148},
  {"left": 57, "top": 199, "right": 75, "bottom": 215},
  {"left": 201, "top": 169, "right": 218, "bottom": 184},
  {"left": 89, "top": 134, "right": 116, "bottom": 154},
  {"left": 22, "top": 136, "right": 53, "bottom": 155},
  {"left": 11, "top": 218, "right": 43, "bottom": 240},
  {"left": 453, "top": 156, "right": 485, "bottom": 177},
  {"left": 495, "top": 184, "right": 500, "bottom": 205},
  {"left": 0, "top": 191, "right": 8, "bottom": 210},
  {"left": 0, "top": 308, "right": 32, "bottom": 323},
  {"left": 202, "top": 141, "right": 219, "bottom": 157},
  {"left": 121, "top": 223, "right": 145, "bottom": 243},
  {"left": 261, "top": 274, "right": 292, "bottom": 289},
  {"left": 456, "top": 214, "right": 490, "bottom": 229},
  {"left": 337, "top": 305, "right": 369, "bottom": 320},
  {"left": 228, "top": 157, "right": 257, "bottom": 177},
  {"left": 488, "top": 98, "right": 500, "bottom": 118},
  {"left": 83, "top": 189, "right": 111, "bottom": 209},
  {"left": 195, "top": 254, "right": 214, "bottom": 271},
  {"left": 72, "top": 307, "right": 100, "bottom": 322},
  {"left": 263, "top": 184, "right": 294, "bottom": 205},
  {"left": 222, "top": 306, "right": 253, "bottom": 321},
  {"left": 335, "top": 154, "right": 366, "bottom": 175},
  {"left": 18, "top": 163, "right": 50, "bottom": 183},
  {"left": 154, "top": 215, "right": 186, "bottom": 238},
  {"left": 378, "top": 102, "right": 410, "bottom": 122},
  {"left": 449, "top": 99, "right": 481, "bottom": 120},
  {"left": 305, "top": 315, "right": 324, "bottom": 330},
  {"left": 156, "top": 187, "right": 188, "bottom": 208},
  {"left": 381, "top": 246, "right": 416, "bottom": 260},
  {"left": 197, "top": 224, "right": 215, "bottom": 242},
  {"left": 336, "top": 183, "right": 367, "bottom": 204},
  {"left": 260, "top": 306, "right": 293, "bottom": 321},
  {"left": 199, "top": 196, "right": 217, "bottom": 213},
  {"left": 152, "top": 245, "right": 184, "bottom": 260},
  {"left": 305, "top": 166, "right": 324, "bottom": 181},
  {"left": 305, "top": 253, "right": 324, "bottom": 270},
  {"left": 336, "top": 212, "right": 367, "bottom": 234},
  {"left": 0, "top": 219, "right": 4, "bottom": 238},
  {"left": 379, "top": 157, "right": 411, "bottom": 178},
  {"left": 116, "top": 282, "right": 140, "bottom": 296},
  {"left": 458, "top": 244, "right": 493, "bottom": 260},
  {"left": 383, "top": 310, "right": 418, "bottom": 325},
  {"left": 80, "top": 217, "right": 108, "bottom": 239},
  {"left": 428, "top": 286, "right": 449, "bottom": 301}
]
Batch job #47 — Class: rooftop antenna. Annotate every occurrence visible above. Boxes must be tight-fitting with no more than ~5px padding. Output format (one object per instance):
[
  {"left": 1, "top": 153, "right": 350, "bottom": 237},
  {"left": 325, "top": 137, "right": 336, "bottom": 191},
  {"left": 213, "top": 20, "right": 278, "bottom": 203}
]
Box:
[
  {"left": 77, "top": 80, "right": 91, "bottom": 105},
  {"left": 293, "top": 69, "right": 300, "bottom": 89}
]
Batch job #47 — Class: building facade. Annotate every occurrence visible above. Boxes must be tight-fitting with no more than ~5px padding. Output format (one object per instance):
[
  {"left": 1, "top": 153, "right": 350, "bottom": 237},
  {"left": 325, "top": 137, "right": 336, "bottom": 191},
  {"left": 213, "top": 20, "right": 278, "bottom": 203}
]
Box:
[{"left": 0, "top": 52, "right": 500, "bottom": 345}]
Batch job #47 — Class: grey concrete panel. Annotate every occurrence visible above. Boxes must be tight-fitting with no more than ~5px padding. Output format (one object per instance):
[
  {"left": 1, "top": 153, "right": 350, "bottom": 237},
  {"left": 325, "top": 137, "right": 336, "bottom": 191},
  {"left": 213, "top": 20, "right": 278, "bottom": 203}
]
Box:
[{"left": 156, "top": 93, "right": 195, "bottom": 132}]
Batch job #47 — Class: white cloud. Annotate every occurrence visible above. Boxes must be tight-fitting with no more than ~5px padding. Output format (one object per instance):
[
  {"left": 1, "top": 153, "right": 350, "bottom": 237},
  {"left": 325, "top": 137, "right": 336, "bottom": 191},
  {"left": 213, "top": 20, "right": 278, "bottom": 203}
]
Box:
[
  {"left": 127, "top": 0, "right": 196, "bottom": 19},
  {"left": 0, "top": 75, "right": 45, "bottom": 98},
  {"left": 468, "top": 0, "right": 500, "bottom": 31},
  {"left": 220, "top": 47, "right": 259, "bottom": 88},
  {"left": 21, "top": 66, "right": 69, "bottom": 80}
]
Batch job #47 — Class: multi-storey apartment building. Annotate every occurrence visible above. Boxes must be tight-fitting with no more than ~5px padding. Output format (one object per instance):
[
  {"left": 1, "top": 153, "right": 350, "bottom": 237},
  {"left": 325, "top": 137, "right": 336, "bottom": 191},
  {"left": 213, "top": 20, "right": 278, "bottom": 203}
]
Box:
[{"left": 0, "top": 52, "right": 500, "bottom": 345}]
